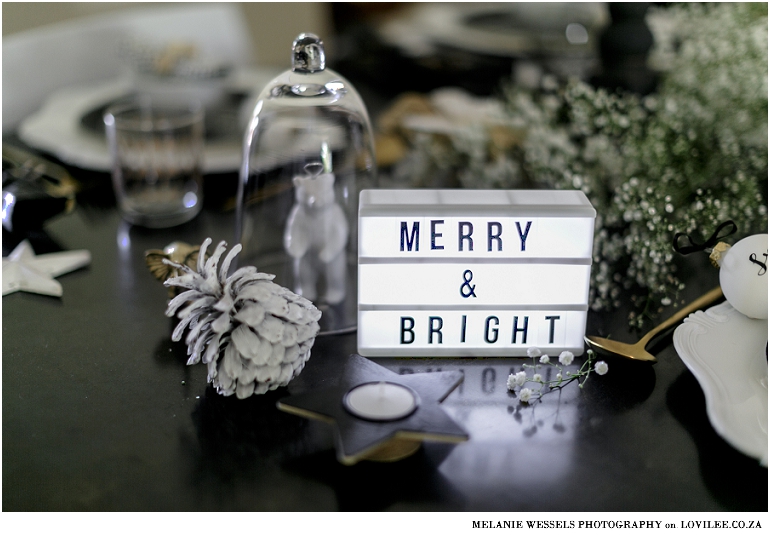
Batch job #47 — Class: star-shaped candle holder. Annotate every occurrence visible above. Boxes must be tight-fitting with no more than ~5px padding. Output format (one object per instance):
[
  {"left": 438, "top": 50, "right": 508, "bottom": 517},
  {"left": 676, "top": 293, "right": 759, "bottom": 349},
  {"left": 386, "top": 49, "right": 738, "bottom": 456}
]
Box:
[
  {"left": 2, "top": 240, "right": 91, "bottom": 297},
  {"left": 277, "top": 354, "right": 468, "bottom": 465}
]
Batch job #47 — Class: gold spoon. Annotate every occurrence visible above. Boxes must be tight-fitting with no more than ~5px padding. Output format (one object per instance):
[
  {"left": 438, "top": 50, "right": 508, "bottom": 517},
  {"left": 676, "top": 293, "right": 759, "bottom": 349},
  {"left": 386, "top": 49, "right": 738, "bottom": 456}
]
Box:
[{"left": 585, "top": 287, "right": 724, "bottom": 363}]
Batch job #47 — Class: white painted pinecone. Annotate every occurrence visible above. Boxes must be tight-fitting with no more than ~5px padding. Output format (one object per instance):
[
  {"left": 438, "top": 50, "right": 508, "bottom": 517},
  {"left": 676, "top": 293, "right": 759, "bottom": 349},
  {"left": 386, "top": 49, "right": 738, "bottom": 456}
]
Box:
[{"left": 163, "top": 238, "right": 321, "bottom": 398}]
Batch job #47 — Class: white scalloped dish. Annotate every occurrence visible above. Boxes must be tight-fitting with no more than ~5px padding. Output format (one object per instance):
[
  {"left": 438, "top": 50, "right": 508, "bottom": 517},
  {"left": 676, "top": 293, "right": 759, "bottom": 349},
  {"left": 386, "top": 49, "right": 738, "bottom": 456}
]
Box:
[{"left": 673, "top": 301, "right": 768, "bottom": 466}]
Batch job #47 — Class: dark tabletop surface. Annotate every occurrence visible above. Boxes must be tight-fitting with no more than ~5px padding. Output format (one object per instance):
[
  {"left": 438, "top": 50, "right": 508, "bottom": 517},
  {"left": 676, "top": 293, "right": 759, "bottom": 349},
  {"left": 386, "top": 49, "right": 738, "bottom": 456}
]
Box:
[{"left": 3, "top": 145, "right": 768, "bottom": 513}]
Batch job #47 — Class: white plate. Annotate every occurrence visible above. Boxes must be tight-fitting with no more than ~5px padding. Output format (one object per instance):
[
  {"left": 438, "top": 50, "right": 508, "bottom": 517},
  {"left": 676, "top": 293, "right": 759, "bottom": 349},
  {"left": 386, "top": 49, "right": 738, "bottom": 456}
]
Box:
[
  {"left": 673, "top": 301, "right": 768, "bottom": 465},
  {"left": 18, "top": 69, "right": 277, "bottom": 174},
  {"left": 378, "top": 3, "right": 608, "bottom": 58}
]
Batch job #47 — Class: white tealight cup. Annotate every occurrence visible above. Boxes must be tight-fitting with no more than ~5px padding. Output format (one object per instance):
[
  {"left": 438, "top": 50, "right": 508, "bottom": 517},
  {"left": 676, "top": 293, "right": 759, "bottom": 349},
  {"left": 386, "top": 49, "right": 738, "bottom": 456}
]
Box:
[{"left": 343, "top": 382, "right": 418, "bottom": 421}]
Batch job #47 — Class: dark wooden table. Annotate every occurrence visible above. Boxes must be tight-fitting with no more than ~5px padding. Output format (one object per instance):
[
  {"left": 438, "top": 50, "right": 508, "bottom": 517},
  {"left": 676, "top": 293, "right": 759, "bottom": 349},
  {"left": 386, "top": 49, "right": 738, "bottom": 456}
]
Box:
[{"left": 3, "top": 164, "right": 767, "bottom": 512}]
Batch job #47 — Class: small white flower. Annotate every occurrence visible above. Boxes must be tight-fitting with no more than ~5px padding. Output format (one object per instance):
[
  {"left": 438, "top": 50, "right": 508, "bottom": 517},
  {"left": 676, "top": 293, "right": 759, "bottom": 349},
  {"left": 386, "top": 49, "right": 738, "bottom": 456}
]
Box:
[
  {"left": 527, "top": 347, "right": 542, "bottom": 358},
  {"left": 518, "top": 388, "right": 533, "bottom": 403},
  {"left": 513, "top": 371, "right": 527, "bottom": 387},
  {"left": 533, "top": 374, "right": 542, "bottom": 382},
  {"left": 595, "top": 361, "right": 609, "bottom": 375},
  {"left": 506, "top": 373, "right": 518, "bottom": 391},
  {"left": 556, "top": 373, "right": 563, "bottom": 381},
  {"left": 559, "top": 351, "right": 574, "bottom": 366},
  {"left": 507, "top": 371, "right": 528, "bottom": 390},
  {"left": 539, "top": 354, "right": 550, "bottom": 364}
]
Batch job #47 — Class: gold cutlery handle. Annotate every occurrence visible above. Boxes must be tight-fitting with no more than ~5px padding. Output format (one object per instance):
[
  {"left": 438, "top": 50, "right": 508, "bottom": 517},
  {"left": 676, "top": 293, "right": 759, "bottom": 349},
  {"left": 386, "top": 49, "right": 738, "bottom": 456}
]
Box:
[{"left": 639, "top": 287, "right": 724, "bottom": 347}]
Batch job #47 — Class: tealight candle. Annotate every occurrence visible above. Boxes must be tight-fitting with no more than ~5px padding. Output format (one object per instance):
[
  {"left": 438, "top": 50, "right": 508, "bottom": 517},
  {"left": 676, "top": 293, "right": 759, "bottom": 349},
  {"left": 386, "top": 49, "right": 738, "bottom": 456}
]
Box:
[{"left": 343, "top": 382, "right": 418, "bottom": 421}]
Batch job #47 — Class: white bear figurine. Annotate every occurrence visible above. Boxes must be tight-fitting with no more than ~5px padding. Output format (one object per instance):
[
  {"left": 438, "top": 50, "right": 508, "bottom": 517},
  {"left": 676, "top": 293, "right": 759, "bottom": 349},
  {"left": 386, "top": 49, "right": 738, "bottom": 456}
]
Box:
[{"left": 283, "top": 166, "right": 348, "bottom": 304}]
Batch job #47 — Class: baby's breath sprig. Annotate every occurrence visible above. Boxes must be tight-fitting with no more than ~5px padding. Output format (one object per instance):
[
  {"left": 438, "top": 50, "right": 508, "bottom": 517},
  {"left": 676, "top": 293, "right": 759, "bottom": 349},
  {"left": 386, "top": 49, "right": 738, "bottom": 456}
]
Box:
[
  {"left": 393, "top": 3, "right": 768, "bottom": 329},
  {"left": 507, "top": 347, "right": 608, "bottom": 403}
]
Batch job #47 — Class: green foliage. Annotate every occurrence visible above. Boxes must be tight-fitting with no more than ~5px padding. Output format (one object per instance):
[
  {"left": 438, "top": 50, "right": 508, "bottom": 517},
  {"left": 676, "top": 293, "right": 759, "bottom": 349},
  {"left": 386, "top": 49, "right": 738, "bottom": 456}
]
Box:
[{"left": 401, "top": 3, "right": 768, "bottom": 327}]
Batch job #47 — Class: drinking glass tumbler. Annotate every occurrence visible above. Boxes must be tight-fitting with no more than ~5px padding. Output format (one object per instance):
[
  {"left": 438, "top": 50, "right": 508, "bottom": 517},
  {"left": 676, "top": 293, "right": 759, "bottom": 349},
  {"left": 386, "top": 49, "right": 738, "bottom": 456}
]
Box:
[{"left": 104, "top": 99, "right": 204, "bottom": 228}]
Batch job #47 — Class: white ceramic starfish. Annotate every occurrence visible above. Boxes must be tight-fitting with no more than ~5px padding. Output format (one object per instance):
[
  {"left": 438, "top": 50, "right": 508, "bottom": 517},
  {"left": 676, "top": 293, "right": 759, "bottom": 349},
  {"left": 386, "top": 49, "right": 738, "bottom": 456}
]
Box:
[{"left": 2, "top": 240, "right": 91, "bottom": 297}]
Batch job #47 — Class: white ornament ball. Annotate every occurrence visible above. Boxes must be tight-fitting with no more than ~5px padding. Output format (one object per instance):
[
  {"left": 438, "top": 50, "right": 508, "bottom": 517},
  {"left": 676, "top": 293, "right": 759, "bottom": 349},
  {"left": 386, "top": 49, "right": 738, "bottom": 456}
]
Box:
[{"left": 718, "top": 234, "right": 768, "bottom": 319}]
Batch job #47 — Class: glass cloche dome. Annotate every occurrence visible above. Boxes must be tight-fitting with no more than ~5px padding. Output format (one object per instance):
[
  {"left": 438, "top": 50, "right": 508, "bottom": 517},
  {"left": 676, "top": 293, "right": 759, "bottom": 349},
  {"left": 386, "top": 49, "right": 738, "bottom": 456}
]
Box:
[{"left": 235, "top": 33, "right": 377, "bottom": 333}]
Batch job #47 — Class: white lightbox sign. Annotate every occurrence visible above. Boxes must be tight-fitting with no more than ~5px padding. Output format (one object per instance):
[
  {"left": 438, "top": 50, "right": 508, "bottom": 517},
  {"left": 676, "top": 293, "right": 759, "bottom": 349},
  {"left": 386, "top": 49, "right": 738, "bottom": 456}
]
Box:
[{"left": 357, "top": 189, "right": 596, "bottom": 357}]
